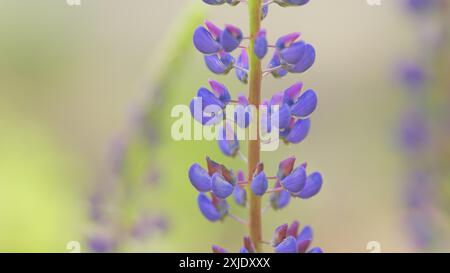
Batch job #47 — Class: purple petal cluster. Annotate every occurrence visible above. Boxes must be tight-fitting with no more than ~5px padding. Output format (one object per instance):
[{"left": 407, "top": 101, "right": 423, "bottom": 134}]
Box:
[{"left": 272, "top": 221, "right": 322, "bottom": 253}]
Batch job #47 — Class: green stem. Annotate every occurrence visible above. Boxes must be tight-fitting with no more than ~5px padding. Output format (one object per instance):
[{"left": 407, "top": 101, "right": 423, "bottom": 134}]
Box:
[{"left": 247, "top": 0, "right": 263, "bottom": 252}]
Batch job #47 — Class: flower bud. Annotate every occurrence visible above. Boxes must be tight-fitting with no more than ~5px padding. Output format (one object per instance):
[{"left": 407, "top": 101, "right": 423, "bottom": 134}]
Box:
[
  {"left": 285, "top": 118, "right": 311, "bottom": 144},
  {"left": 236, "top": 48, "right": 249, "bottom": 83},
  {"left": 233, "top": 170, "right": 247, "bottom": 206},
  {"left": 193, "top": 26, "right": 222, "bottom": 55},
  {"left": 250, "top": 171, "right": 268, "bottom": 196},
  {"left": 296, "top": 225, "right": 313, "bottom": 253},
  {"left": 281, "top": 166, "right": 306, "bottom": 193},
  {"left": 287, "top": 43, "right": 316, "bottom": 73},
  {"left": 283, "top": 82, "right": 303, "bottom": 106},
  {"left": 272, "top": 223, "right": 289, "bottom": 247},
  {"left": 280, "top": 41, "right": 306, "bottom": 65},
  {"left": 296, "top": 172, "right": 323, "bottom": 199},
  {"left": 217, "top": 123, "right": 240, "bottom": 157},
  {"left": 209, "top": 80, "right": 231, "bottom": 104},
  {"left": 277, "top": 156, "right": 296, "bottom": 180},
  {"left": 274, "top": 236, "right": 297, "bottom": 253},
  {"left": 212, "top": 173, "right": 234, "bottom": 199},
  {"left": 254, "top": 29, "right": 268, "bottom": 59},
  {"left": 188, "top": 163, "right": 212, "bottom": 192},
  {"left": 243, "top": 236, "right": 256, "bottom": 253},
  {"left": 204, "top": 53, "right": 234, "bottom": 75},
  {"left": 287, "top": 220, "right": 300, "bottom": 237},
  {"left": 291, "top": 89, "right": 318, "bottom": 117},
  {"left": 267, "top": 53, "right": 288, "bottom": 78},
  {"left": 197, "top": 193, "right": 228, "bottom": 222},
  {"left": 276, "top": 32, "right": 301, "bottom": 50},
  {"left": 220, "top": 24, "right": 243, "bottom": 52}
]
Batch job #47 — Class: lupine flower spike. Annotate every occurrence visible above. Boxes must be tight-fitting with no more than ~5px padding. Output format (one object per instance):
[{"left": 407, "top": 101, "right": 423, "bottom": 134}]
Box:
[{"left": 189, "top": 0, "right": 324, "bottom": 253}]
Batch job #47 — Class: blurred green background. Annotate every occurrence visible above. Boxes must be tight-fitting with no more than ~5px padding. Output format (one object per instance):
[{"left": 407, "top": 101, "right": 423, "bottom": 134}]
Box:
[{"left": 0, "top": 0, "right": 427, "bottom": 252}]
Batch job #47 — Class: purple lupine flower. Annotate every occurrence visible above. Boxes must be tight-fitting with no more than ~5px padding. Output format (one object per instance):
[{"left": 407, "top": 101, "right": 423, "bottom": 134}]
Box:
[
  {"left": 251, "top": 170, "right": 269, "bottom": 196},
  {"left": 190, "top": 81, "right": 234, "bottom": 127},
  {"left": 236, "top": 48, "right": 249, "bottom": 83},
  {"left": 189, "top": 163, "right": 212, "bottom": 192},
  {"left": 280, "top": 41, "right": 306, "bottom": 65},
  {"left": 198, "top": 193, "right": 229, "bottom": 222},
  {"left": 296, "top": 172, "right": 323, "bottom": 199},
  {"left": 281, "top": 166, "right": 307, "bottom": 193},
  {"left": 212, "top": 173, "right": 234, "bottom": 199},
  {"left": 270, "top": 183, "right": 291, "bottom": 209},
  {"left": 285, "top": 118, "right": 311, "bottom": 144},
  {"left": 277, "top": 156, "right": 296, "bottom": 180},
  {"left": 272, "top": 223, "right": 289, "bottom": 246},
  {"left": 221, "top": 24, "right": 243, "bottom": 52},
  {"left": 268, "top": 52, "right": 288, "bottom": 78},
  {"left": 286, "top": 43, "right": 316, "bottom": 73},
  {"left": 290, "top": 89, "right": 318, "bottom": 118},
  {"left": 275, "top": 236, "right": 297, "bottom": 253},
  {"left": 272, "top": 222, "right": 322, "bottom": 253},
  {"left": 217, "top": 123, "right": 240, "bottom": 157},
  {"left": 233, "top": 170, "right": 247, "bottom": 206},
  {"left": 234, "top": 94, "right": 252, "bottom": 128},
  {"left": 193, "top": 26, "right": 222, "bottom": 55},
  {"left": 209, "top": 79, "right": 232, "bottom": 104},
  {"left": 204, "top": 53, "right": 235, "bottom": 75},
  {"left": 254, "top": 29, "right": 268, "bottom": 59},
  {"left": 262, "top": 4, "right": 269, "bottom": 20}
]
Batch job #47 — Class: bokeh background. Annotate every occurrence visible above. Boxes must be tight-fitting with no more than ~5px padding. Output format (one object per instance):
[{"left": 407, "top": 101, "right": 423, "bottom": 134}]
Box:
[{"left": 0, "top": 0, "right": 447, "bottom": 252}]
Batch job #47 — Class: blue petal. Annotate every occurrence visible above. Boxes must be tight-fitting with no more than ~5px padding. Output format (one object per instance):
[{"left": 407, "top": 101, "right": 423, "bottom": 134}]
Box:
[
  {"left": 280, "top": 41, "right": 306, "bottom": 65},
  {"left": 287, "top": 44, "right": 316, "bottom": 73},
  {"left": 254, "top": 30, "right": 268, "bottom": 59},
  {"left": 217, "top": 124, "right": 240, "bottom": 157},
  {"left": 297, "top": 172, "right": 323, "bottom": 199},
  {"left": 274, "top": 236, "right": 297, "bottom": 253},
  {"left": 267, "top": 53, "right": 288, "bottom": 78},
  {"left": 188, "top": 163, "right": 212, "bottom": 192},
  {"left": 220, "top": 25, "right": 243, "bottom": 52},
  {"left": 209, "top": 80, "right": 231, "bottom": 104},
  {"left": 212, "top": 173, "right": 234, "bottom": 199},
  {"left": 250, "top": 171, "right": 268, "bottom": 196},
  {"left": 284, "top": 82, "right": 303, "bottom": 106},
  {"left": 235, "top": 49, "right": 249, "bottom": 83},
  {"left": 281, "top": 166, "right": 307, "bottom": 193},
  {"left": 285, "top": 118, "right": 311, "bottom": 144},
  {"left": 197, "top": 193, "right": 222, "bottom": 222},
  {"left": 233, "top": 185, "right": 247, "bottom": 207},
  {"left": 204, "top": 54, "right": 228, "bottom": 74},
  {"left": 291, "top": 89, "right": 318, "bottom": 118},
  {"left": 193, "top": 26, "right": 222, "bottom": 54},
  {"left": 270, "top": 189, "right": 291, "bottom": 210}
]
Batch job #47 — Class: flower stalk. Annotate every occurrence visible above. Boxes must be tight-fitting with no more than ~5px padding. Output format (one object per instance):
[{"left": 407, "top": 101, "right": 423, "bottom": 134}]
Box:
[{"left": 247, "top": 0, "right": 264, "bottom": 252}]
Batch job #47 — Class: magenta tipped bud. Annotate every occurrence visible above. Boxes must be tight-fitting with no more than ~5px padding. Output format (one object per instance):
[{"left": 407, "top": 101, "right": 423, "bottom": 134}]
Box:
[
  {"left": 272, "top": 223, "right": 289, "bottom": 247},
  {"left": 277, "top": 156, "right": 296, "bottom": 180}
]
